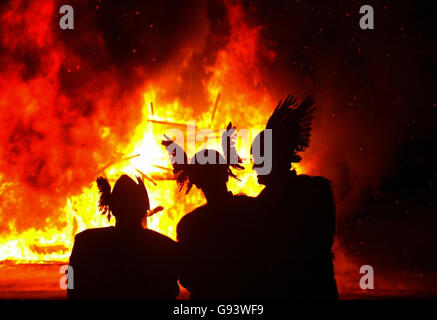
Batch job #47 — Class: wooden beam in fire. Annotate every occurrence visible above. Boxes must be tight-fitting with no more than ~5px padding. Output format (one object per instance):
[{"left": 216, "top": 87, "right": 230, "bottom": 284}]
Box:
[
  {"left": 153, "top": 165, "right": 172, "bottom": 171},
  {"left": 210, "top": 92, "right": 221, "bottom": 125},
  {"left": 135, "top": 168, "right": 157, "bottom": 185},
  {"left": 147, "top": 205, "right": 164, "bottom": 217},
  {"left": 147, "top": 96, "right": 225, "bottom": 144},
  {"left": 96, "top": 154, "right": 141, "bottom": 175},
  {"left": 147, "top": 118, "right": 190, "bottom": 128}
]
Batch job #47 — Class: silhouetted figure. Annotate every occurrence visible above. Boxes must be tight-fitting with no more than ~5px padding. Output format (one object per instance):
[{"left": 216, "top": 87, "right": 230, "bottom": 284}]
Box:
[
  {"left": 162, "top": 125, "right": 260, "bottom": 299},
  {"left": 67, "top": 175, "right": 179, "bottom": 300},
  {"left": 251, "top": 95, "right": 338, "bottom": 299}
]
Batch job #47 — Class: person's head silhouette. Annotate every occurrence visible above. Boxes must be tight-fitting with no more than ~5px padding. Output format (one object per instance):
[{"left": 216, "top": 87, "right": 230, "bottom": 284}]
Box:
[
  {"left": 188, "top": 149, "right": 231, "bottom": 203},
  {"left": 96, "top": 175, "right": 149, "bottom": 231},
  {"left": 162, "top": 123, "right": 243, "bottom": 204},
  {"left": 251, "top": 130, "right": 286, "bottom": 186},
  {"left": 251, "top": 95, "right": 316, "bottom": 186}
]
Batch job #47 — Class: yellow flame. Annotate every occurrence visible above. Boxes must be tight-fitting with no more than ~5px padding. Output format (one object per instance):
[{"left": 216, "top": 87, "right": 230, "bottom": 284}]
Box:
[{"left": 0, "top": 2, "right": 306, "bottom": 262}]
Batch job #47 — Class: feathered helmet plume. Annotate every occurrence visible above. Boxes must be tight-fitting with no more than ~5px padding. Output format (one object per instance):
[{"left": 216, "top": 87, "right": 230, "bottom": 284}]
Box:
[
  {"left": 161, "top": 122, "right": 243, "bottom": 194},
  {"left": 96, "top": 177, "right": 112, "bottom": 221},
  {"left": 265, "top": 94, "right": 316, "bottom": 163}
]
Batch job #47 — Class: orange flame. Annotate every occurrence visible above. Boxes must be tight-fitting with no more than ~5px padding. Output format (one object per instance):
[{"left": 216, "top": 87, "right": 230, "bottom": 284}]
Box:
[{"left": 0, "top": 0, "right": 307, "bottom": 263}]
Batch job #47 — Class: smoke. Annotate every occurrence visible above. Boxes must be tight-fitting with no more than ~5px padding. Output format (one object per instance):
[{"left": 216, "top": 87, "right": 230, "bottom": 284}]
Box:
[{"left": 238, "top": 0, "right": 431, "bottom": 217}]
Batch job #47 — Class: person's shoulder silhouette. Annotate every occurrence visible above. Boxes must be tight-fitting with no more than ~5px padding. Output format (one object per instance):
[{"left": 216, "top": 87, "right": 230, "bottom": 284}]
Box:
[
  {"left": 162, "top": 133, "right": 257, "bottom": 299},
  {"left": 67, "top": 175, "right": 179, "bottom": 300},
  {"left": 250, "top": 95, "right": 338, "bottom": 299},
  {"left": 273, "top": 173, "right": 336, "bottom": 253},
  {"left": 176, "top": 192, "right": 257, "bottom": 300}
]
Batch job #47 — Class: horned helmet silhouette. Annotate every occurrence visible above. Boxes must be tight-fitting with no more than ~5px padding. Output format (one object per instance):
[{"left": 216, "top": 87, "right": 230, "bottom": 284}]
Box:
[
  {"left": 161, "top": 122, "right": 244, "bottom": 194},
  {"left": 96, "top": 175, "right": 149, "bottom": 222}
]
